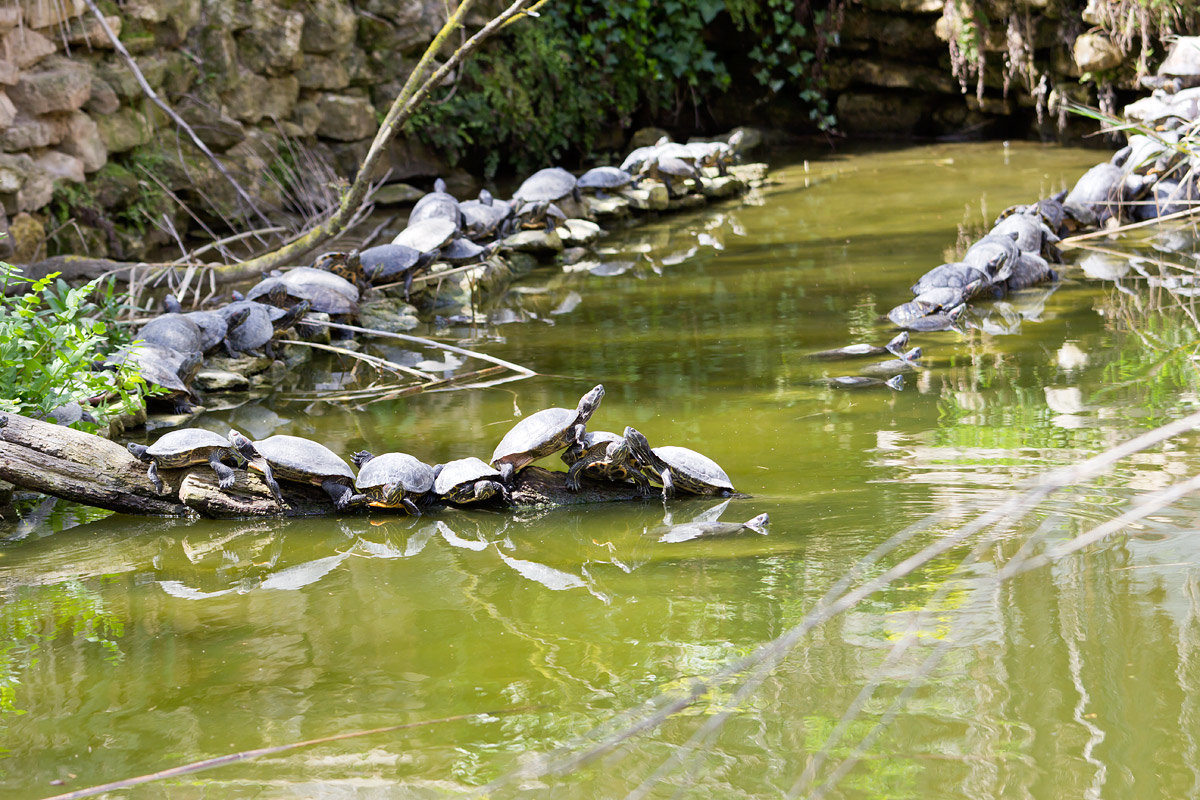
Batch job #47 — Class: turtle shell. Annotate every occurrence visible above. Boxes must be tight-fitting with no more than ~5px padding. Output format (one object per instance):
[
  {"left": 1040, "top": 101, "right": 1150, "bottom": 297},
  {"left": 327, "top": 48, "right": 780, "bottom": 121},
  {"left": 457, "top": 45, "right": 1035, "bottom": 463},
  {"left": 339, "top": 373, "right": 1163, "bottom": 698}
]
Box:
[
  {"left": 144, "top": 428, "right": 233, "bottom": 466},
  {"left": 513, "top": 167, "right": 577, "bottom": 203},
  {"left": 990, "top": 213, "right": 1055, "bottom": 254},
  {"left": 441, "top": 237, "right": 486, "bottom": 264},
  {"left": 910, "top": 263, "right": 988, "bottom": 296},
  {"left": 393, "top": 218, "right": 457, "bottom": 255},
  {"left": 361, "top": 243, "right": 422, "bottom": 283},
  {"left": 183, "top": 309, "right": 235, "bottom": 352},
  {"left": 459, "top": 198, "right": 511, "bottom": 239},
  {"left": 138, "top": 314, "right": 203, "bottom": 355},
  {"left": 1159, "top": 37, "right": 1200, "bottom": 80},
  {"left": 1004, "top": 252, "right": 1055, "bottom": 291},
  {"left": 963, "top": 234, "right": 1021, "bottom": 281},
  {"left": 251, "top": 435, "right": 356, "bottom": 485},
  {"left": 652, "top": 445, "right": 733, "bottom": 494},
  {"left": 356, "top": 452, "right": 435, "bottom": 497},
  {"left": 433, "top": 457, "right": 502, "bottom": 496},
  {"left": 492, "top": 407, "right": 579, "bottom": 470},
  {"left": 1064, "top": 162, "right": 1125, "bottom": 225},
  {"left": 409, "top": 190, "right": 463, "bottom": 231},
  {"left": 247, "top": 269, "right": 357, "bottom": 316},
  {"left": 578, "top": 167, "right": 633, "bottom": 192}
]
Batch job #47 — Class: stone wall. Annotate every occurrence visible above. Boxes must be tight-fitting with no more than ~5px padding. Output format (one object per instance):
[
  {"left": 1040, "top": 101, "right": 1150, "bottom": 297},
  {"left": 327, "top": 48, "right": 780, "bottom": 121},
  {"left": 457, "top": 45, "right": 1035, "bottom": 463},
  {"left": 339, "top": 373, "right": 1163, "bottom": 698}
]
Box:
[{"left": 0, "top": 0, "right": 1145, "bottom": 264}]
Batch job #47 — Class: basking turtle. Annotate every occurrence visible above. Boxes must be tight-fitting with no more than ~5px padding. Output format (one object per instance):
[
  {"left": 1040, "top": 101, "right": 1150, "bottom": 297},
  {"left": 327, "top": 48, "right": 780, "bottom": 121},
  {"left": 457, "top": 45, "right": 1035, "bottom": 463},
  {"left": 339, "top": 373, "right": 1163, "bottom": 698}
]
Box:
[
  {"left": 1150, "top": 36, "right": 1200, "bottom": 90},
  {"left": 655, "top": 512, "right": 770, "bottom": 543},
  {"left": 312, "top": 249, "right": 364, "bottom": 287},
  {"left": 490, "top": 384, "right": 606, "bottom": 482},
  {"left": 910, "top": 262, "right": 990, "bottom": 296},
  {"left": 897, "top": 305, "right": 966, "bottom": 332},
  {"left": 162, "top": 294, "right": 248, "bottom": 353},
  {"left": 560, "top": 430, "right": 652, "bottom": 493},
  {"left": 433, "top": 456, "right": 508, "bottom": 505},
  {"left": 1064, "top": 162, "right": 1126, "bottom": 226},
  {"left": 963, "top": 233, "right": 1021, "bottom": 282},
  {"left": 409, "top": 179, "right": 463, "bottom": 233},
  {"left": 229, "top": 431, "right": 357, "bottom": 509},
  {"left": 392, "top": 217, "right": 457, "bottom": 257},
  {"left": 128, "top": 428, "right": 244, "bottom": 493},
  {"left": 623, "top": 427, "right": 733, "bottom": 500},
  {"left": 513, "top": 167, "right": 580, "bottom": 206},
  {"left": 360, "top": 243, "right": 426, "bottom": 285},
  {"left": 990, "top": 212, "right": 1059, "bottom": 255},
  {"left": 641, "top": 155, "right": 698, "bottom": 197},
  {"left": 578, "top": 166, "right": 634, "bottom": 196},
  {"left": 352, "top": 450, "right": 437, "bottom": 514},
  {"left": 219, "top": 299, "right": 309, "bottom": 357},
  {"left": 136, "top": 313, "right": 204, "bottom": 356},
  {"left": 510, "top": 199, "right": 567, "bottom": 233},
  {"left": 459, "top": 189, "right": 512, "bottom": 239},
  {"left": 1004, "top": 251, "right": 1057, "bottom": 291},
  {"left": 247, "top": 267, "right": 358, "bottom": 317},
  {"left": 108, "top": 342, "right": 201, "bottom": 412},
  {"left": 440, "top": 237, "right": 487, "bottom": 265}
]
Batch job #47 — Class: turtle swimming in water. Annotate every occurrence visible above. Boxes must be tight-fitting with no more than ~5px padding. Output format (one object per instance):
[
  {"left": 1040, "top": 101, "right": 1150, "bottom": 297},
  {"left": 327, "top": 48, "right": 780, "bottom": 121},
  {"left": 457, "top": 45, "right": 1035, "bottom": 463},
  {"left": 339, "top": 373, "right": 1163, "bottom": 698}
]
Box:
[
  {"left": 128, "top": 428, "right": 245, "bottom": 493},
  {"left": 654, "top": 512, "right": 770, "bottom": 543},
  {"left": 490, "top": 384, "right": 605, "bottom": 483}
]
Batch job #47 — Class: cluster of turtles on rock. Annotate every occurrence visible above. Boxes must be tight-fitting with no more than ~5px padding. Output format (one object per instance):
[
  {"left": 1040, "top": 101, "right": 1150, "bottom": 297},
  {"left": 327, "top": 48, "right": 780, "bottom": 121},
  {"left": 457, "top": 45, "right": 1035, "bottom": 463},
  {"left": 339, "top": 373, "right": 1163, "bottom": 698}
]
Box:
[
  {"left": 116, "top": 130, "right": 755, "bottom": 416},
  {"left": 127, "top": 384, "right": 739, "bottom": 515},
  {"left": 811, "top": 38, "right": 1200, "bottom": 390}
]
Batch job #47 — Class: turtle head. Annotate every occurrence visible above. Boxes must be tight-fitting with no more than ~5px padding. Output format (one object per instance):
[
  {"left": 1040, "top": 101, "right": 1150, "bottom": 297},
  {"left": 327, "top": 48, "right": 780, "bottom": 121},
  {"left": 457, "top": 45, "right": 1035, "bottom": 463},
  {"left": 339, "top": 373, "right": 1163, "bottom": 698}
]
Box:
[
  {"left": 744, "top": 513, "right": 770, "bottom": 535},
  {"left": 163, "top": 294, "right": 182, "bottom": 313},
  {"left": 622, "top": 426, "right": 654, "bottom": 465},
  {"left": 434, "top": 177, "right": 447, "bottom": 193},
  {"left": 227, "top": 430, "right": 259, "bottom": 461},
  {"left": 479, "top": 188, "right": 494, "bottom": 206},
  {"left": 375, "top": 481, "right": 408, "bottom": 509},
  {"left": 225, "top": 306, "right": 251, "bottom": 329},
  {"left": 576, "top": 384, "right": 605, "bottom": 422}
]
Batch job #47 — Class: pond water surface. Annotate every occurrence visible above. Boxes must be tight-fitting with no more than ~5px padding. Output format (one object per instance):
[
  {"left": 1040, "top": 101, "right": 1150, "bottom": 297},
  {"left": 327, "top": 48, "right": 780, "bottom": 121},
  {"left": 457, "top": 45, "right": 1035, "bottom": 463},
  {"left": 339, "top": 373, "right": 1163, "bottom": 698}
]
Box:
[{"left": 5, "top": 141, "right": 1200, "bottom": 799}]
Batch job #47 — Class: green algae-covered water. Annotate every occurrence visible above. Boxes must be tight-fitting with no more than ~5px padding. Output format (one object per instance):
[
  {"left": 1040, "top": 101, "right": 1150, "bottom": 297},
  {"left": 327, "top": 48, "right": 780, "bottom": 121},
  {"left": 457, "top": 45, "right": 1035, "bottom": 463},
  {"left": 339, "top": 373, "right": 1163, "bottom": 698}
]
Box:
[{"left": 5, "top": 142, "right": 1200, "bottom": 799}]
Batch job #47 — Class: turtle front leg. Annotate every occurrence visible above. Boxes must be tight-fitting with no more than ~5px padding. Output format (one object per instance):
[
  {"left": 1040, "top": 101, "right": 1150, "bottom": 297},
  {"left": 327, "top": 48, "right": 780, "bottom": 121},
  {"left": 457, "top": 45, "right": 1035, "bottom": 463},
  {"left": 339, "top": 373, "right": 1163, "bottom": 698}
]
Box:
[
  {"left": 498, "top": 461, "right": 515, "bottom": 485},
  {"left": 323, "top": 479, "right": 355, "bottom": 511},
  {"left": 565, "top": 458, "right": 590, "bottom": 491},
  {"left": 257, "top": 459, "right": 284, "bottom": 505},
  {"left": 146, "top": 461, "right": 164, "bottom": 494},
  {"left": 660, "top": 468, "right": 675, "bottom": 501},
  {"left": 401, "top": 496, "right": 422, "bottom": 516},
  {"left": 628, "top": 468, "right": 654, "bottom": 498},
  {"left": 208, "top": 452, "right": 237, "bottom": 490}
]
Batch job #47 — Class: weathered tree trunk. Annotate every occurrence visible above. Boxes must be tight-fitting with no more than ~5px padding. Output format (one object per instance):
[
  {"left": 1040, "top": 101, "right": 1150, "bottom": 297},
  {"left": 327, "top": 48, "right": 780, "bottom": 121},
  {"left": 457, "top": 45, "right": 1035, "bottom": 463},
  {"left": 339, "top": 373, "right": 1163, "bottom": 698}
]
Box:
[{"left": 0, "top": 414, "right": 651, "bottom": 519}]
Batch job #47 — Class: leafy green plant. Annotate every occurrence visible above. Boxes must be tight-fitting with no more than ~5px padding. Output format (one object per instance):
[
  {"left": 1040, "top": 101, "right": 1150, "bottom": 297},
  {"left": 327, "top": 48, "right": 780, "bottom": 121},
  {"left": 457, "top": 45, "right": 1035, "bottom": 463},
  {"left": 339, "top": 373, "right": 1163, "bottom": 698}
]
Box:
[{"left": 0, "top": 261, "right": 150, "bottom": 432}]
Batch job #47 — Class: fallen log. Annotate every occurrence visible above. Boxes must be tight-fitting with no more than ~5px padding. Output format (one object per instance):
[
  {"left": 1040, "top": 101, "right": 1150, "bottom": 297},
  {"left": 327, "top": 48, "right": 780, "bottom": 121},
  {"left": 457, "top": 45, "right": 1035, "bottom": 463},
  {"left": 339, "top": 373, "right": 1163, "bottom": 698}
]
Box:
[{"left": 0, "top": 413, "right": 652, "bottom": 519}]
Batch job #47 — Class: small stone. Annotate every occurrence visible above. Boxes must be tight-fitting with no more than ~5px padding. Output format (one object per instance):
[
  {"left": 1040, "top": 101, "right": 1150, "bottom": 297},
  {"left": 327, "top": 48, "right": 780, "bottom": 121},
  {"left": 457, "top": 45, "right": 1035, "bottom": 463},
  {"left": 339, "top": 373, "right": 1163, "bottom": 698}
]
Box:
[
  {"left": 297, "top": 53, "right": 351, "bottom": 89},
  {"left": 1073, "top": 32, "right": 1122, "bottom": 74},
  {"left": 0, "top": 111, "right": 58, "bottom": 151},
  {"left": 93, "top": 107, "right": 153, "bottom": 154},
  {"left": 8, "top": 56, "right": 92, "bottom": 114},
  {"left": 0, "top": 58, "right": 16, "bottom": 86},
  {"left": 9, "top": 211, "right": 45, "bottom": 263},
  {"left": 83, "top": 76, "right": 119, "bottom": 115},
  {"left": 301, "top": 0, "right": 358, "bottom": 53},
  {"left": 502, "top": 229, "right": 564, "bottom": 253},
  {"left": 315, "top": 93, "right": 376, "bottom": 141},
  {"left": 0, "top": 90, "right": 13, "bottom": 127},
  {"left": 621, "top": 183, "right": 670, "bottom": 211},
  {"left": 58, "top": 110, "right": 106, "bottom": 173},
  {"left": 667, "top": 194, "right": 706, "bottom": 211},
  {"left": 23, "top": 0, "right": 85, "bottom": 28},
  {"left": 205, "top": 354, "right": 274, "bottom": 376},
  {"left": 629, "top": 126, "right": 669, "bottom": 150},
  {"left": 193, "top": 370, "right": 250, "bottom": 392},
  {"left": 1, "top": 28, "right": 55, "bottom": 69},
  {"left": 373, "top": 182, "right": 424, "bottom": 204},
  {"left": 560, "top": 218, "right": 602, "bottom": 247},
  {"left": 34, "top": 150, "right": 85, "bottom": 183},
  {"left": 584, "top": 194, "right": 631, "bottom": 219},
  {"left": 699, "top": 175, "right": 743, "bottom": 198}
]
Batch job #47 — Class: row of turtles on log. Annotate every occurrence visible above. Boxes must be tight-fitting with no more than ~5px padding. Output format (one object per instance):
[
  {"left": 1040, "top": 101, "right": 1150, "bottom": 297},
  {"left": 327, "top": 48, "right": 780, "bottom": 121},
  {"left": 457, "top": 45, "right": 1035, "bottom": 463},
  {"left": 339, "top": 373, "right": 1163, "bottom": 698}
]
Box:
[
  {"left": 118, "top": 131, "right": 761, "bottom": 417},
  {"left": 811, "top": 40, "right": 1200, "bottom": 389},
  {"left": 127, "top": 384, "right": 738, "bottom": 515}
]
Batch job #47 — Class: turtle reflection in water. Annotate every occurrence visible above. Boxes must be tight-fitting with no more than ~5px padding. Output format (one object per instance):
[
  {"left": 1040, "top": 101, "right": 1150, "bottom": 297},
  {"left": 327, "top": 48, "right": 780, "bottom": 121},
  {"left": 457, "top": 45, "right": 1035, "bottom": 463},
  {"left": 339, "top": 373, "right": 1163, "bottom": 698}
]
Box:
[{"left": 654, "top": 512, "right": 770, "bottom": 543}]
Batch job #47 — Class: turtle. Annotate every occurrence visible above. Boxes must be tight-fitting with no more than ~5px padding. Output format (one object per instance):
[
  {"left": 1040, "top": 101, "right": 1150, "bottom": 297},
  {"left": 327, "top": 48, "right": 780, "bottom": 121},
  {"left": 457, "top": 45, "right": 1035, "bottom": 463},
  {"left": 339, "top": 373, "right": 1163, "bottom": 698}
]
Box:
[
  {"left": 360, "top": 242, "right": 426, "bottom": 286},
  {"left": 910, "top": 262, "right": 990, "bottom": 296},
  {"left": 229, "top": 431, "right": 357, "bottom": 509},
  {"left": 1149, "top": 36, "right": 1200, "bottom": 90},
  {"left": 440, "top": 237, "right": 487, "bottom": 265},
  {"left": 312, "top": 249, "right": 364, "bottom": 287},
  {"left": 128, "top": 428, "right": 245, "bottom": 493},
  {"left": 162, "top": 294, "right": 248, "bottom": 353},
  {"left": 490, "top": 384, "right": 605, "bottom": 483},
  {"left": 816, "top": 375, "right": 906, "bottom": 391},
  {"left": 433, "top": 456, "right": 508, "bottom": 505},
  {"left": 623, "top": 426, "right": 733, "bottom": 500},
  {"left": 808, "top": 331, "right": 909, "bottom": 361},
  {"left": 247, "top": 267, "right": 359, "bottom": 317},
  {"left": 352, "top": 450, "right": 437, "bottom": 514},
  {"left": 513, "top": 167, "right": 580, "bottom": 206},
  {"left": 219, "top": 299, "right": 309, "bottom": 357},
  {"left": 640, "top": 156, "right": 699, "bottom": 197},
  {"left": 963, "top": 233, "right": 1021, "bottom": 282},
  {"left": 108, "top": 342, "right": 201, "bottom": 413},
  {"left": 1064, "top": 162, "right": 1126, "bottom": 226},
  {"left": 655, "top": 512, "right": 770, "bottom": 543},
  {"left": 911, "top": 282, "right": 983, "bottom": 313},
  {"left": 896, "top": 305, "right": 966, "bottom": 332},
  {"left": 1004, "top": 251, "right": 1057, "bottom": 291},
  {"left": 136, "top": 313, "right": 204, "bottom": 356},
  {"left": 989, "top": 212, "right": 1059, "bottom": 255},
  {"left": 459, "top": 189, "right": 512, "bottom": 239},
  {"left": 560, "top": 430, "right": 652, "bottom": 493},
  {"left": 510, "top": 199, "right": 567, "bottom": 234},
  {"left": 577, "top": 166, "right": 634, "bottom": 196},
  {"left": 392, "top": 217, "right": 458, "bottom": 257},
  {"left": 408, "top": 179, "right": 463, "bottom": 233},
  {"left": 859, "top": 352, "right": 920, "bottom": 378}
]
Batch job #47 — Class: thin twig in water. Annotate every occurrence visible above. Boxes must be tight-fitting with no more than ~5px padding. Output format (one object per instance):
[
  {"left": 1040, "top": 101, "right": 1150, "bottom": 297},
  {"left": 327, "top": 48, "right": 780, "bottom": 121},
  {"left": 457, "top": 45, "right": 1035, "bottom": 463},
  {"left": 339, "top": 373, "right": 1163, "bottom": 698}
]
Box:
[
  {"left": 42, "top": 706, "right": 538, "bottom": 800},
  {"left": 313, "top": 319, "right": 538, "bottom": 377},
  {"left": 277, "top": 339, "right": 439, "bottom": 382},
  {"left": 1060, "top": 205, "right": 1200, "bottom": 247}
]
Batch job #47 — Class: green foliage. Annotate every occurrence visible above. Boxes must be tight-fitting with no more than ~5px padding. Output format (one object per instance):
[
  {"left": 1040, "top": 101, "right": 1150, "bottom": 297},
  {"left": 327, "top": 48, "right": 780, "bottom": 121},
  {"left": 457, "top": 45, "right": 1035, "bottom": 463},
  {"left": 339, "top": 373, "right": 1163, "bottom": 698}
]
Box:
[
  {"left": 408, "top": 1, "right": 840, "bottom": 176},
  {"left": 0, "top": 261, "right": 149, "bottom": 432}
]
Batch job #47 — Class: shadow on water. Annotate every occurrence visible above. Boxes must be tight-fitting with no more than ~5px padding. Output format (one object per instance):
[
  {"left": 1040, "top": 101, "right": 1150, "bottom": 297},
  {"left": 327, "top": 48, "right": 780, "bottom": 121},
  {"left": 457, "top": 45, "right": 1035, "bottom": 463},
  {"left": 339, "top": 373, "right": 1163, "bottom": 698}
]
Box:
[{"left": 8, "top": 142, "right": 1200, "bottom": 798}]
